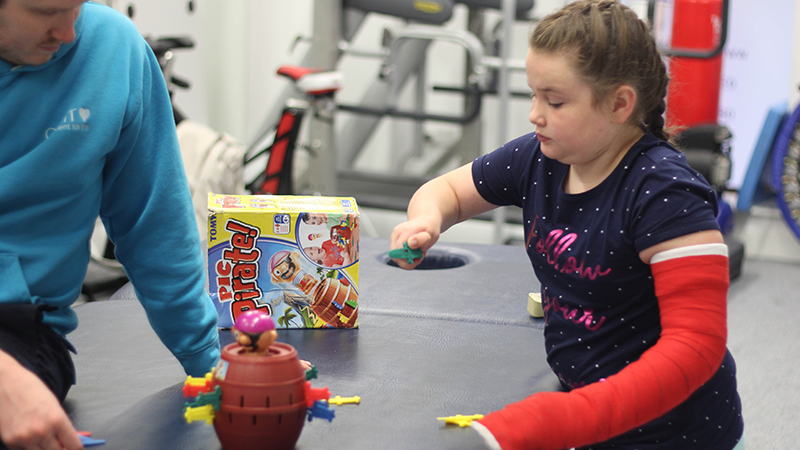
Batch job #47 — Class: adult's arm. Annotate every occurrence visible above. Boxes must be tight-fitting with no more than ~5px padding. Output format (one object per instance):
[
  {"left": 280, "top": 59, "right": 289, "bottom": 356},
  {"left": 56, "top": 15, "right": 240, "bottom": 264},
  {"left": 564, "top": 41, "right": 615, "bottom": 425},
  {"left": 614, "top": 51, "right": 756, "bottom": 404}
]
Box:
[{"left": 99, "top": 25, "right": 219, "bottom": 376}]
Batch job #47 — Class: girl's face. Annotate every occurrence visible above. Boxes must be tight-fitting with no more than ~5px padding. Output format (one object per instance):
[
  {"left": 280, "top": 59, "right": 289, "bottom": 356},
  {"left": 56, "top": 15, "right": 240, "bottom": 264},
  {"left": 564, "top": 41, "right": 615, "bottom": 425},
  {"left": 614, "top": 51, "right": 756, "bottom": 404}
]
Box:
[
  {"left": 525, "top": 49, "right": 617, "bottom": 168},
  {"left": 305, "top": 213, "right": 327, "bottom": 226},
  {"left": 304, "top": 246, "right": 326, "bottom": 263}
]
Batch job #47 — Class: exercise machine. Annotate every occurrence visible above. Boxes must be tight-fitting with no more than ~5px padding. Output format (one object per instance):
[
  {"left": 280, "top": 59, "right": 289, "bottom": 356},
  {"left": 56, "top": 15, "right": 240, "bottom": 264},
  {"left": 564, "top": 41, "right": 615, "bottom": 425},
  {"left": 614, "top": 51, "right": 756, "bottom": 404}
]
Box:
[{"left": 246, "top": 0, "right": 535, "bottom": 211}]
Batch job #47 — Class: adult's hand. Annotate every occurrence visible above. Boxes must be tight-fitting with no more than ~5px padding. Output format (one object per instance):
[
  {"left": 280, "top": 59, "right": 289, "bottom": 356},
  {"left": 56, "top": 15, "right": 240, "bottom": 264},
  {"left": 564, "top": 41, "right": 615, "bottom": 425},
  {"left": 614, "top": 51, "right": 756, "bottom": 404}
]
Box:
[{"left": 0, "top": 351, "right": 83, "bottom": 450}]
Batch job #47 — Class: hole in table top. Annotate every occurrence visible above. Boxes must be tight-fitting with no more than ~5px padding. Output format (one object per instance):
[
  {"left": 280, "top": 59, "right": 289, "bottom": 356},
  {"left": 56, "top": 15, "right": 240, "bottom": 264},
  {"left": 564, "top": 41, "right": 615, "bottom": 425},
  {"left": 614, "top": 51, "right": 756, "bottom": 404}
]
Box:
[{"left": 382, "top": 249, "right": 470, "bottom": 270}]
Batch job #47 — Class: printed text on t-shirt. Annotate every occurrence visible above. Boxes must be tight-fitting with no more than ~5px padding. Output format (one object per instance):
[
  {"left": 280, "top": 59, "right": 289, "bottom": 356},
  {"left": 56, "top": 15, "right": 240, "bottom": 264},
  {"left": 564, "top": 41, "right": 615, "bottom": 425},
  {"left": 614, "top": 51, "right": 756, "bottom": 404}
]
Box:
[{"left": 529, "top": 217, "right": 612, "bottom": 280}]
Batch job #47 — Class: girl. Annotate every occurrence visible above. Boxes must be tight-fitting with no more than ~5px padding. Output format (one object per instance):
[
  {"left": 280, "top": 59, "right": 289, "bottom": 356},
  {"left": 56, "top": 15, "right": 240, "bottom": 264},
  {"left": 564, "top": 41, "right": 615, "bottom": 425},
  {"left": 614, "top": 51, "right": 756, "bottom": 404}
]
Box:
[{"left": 390, "top": 1, "right": 744, "bottom": 449}]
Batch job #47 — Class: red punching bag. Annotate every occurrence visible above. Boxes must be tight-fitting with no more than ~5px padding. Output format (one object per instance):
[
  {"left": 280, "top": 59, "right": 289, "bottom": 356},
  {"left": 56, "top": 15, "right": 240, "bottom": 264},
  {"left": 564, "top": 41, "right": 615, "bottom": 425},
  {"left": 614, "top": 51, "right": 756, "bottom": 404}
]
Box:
[{"left": 665, "top": 0, "right": 724, "bottom": 129}]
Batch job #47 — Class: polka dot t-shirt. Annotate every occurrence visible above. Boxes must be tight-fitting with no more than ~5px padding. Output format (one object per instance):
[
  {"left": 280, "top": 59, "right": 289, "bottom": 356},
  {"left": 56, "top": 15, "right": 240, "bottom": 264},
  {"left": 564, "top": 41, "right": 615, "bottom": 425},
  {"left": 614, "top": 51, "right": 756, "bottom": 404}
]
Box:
[{"left": 472, "top": 132, "right": 743, "bottom": 449}]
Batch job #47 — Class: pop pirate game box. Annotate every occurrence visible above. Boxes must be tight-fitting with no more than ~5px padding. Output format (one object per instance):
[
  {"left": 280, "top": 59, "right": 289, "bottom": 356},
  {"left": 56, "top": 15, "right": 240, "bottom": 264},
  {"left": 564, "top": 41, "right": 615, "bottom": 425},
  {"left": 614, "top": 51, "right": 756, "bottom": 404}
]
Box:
[{"left": 207, "top": 193, "right": 360, "bottom": 329}]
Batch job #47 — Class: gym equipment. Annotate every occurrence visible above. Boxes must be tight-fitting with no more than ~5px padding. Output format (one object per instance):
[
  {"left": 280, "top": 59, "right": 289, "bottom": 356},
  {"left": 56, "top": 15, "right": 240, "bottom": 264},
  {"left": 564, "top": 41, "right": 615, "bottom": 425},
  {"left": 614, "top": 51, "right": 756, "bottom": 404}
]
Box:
[
  {"left": 647, "top": 0, "right": 741, "bottom": 278},
  {"left": 664, "top": 0, "right": 729, "bottom": 129},
  {"left": 771, "top": 99, "right": 800, "bottom": 242},
  {"left": 737, "top": 103, "right": 787, "bottom": 213},
  {"left": 247, "top": 0, "right": 535, "bottom": 208}
]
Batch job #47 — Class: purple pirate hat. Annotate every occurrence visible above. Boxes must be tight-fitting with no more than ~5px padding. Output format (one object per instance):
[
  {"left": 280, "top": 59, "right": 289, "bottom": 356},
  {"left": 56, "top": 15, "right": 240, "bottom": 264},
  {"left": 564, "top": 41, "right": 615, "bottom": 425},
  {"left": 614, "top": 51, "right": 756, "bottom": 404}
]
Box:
[{"left": 234, "top": 310, "right": 276, "bottom": 333}]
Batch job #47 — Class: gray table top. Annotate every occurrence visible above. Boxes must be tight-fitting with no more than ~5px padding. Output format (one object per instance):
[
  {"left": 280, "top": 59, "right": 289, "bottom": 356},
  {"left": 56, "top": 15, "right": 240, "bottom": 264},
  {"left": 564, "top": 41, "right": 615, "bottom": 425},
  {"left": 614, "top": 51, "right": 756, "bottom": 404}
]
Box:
[{"left": 66, "top": 238, "right": 553, "bottom": 449}]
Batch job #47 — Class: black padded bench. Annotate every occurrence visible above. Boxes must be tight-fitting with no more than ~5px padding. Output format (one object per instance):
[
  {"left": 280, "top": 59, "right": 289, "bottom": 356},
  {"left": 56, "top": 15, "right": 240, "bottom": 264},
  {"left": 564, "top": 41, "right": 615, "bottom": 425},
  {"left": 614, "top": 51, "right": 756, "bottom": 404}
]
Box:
[{"left": 66, "top": 237, "right": 555, "bottom": 449}]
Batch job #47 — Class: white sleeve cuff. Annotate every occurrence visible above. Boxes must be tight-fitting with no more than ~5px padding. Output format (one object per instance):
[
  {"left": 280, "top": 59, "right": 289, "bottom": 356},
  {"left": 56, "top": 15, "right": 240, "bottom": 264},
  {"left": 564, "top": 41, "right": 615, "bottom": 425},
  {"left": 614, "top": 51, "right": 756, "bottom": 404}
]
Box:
[
  {"left": 471, "top": 422, "right": 503, "bottom": 450},
  {"left": 650, "top": 242, "right": 728, "bottom": 264}
]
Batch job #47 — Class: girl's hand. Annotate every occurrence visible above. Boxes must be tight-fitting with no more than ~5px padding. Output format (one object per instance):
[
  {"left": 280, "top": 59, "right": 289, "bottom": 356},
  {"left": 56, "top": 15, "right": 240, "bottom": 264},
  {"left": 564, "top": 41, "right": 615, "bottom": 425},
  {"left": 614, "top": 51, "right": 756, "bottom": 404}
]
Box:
[
  {"left": 389, "top": 162, "right": 494, "bottom": 270},
  {"left": 390, "top": 216, "right": 441, "bottom": 270}
]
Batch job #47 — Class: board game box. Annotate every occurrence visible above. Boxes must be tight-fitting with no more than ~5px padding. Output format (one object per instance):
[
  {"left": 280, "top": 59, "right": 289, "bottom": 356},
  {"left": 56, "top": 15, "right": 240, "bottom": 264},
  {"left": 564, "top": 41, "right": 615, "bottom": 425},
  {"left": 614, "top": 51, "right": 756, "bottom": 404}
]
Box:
[{"left": 207, "top": 193, "right": 359, "bottom": 329}]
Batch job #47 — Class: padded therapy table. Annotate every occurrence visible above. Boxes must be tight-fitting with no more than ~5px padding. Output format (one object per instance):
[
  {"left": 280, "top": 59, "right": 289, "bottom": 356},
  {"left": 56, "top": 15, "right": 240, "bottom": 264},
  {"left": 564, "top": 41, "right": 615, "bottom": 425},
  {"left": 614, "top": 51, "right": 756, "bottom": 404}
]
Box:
[{"left": 66, "top": 237, "right": 556, "bottom": 449}]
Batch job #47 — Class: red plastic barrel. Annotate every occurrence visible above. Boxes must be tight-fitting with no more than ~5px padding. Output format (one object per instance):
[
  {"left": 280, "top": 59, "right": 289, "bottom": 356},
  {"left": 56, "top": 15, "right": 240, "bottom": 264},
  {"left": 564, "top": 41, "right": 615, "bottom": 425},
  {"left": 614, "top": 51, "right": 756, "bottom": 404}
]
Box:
[
  {"left": 211, "top": 343, "right": 307, "bottom": 450},
  {"left": 312, "top": 278, "right": 358, "bottom": 328},
  {"left": 665, "top": 0, "right": 724, "bottom": 129}
]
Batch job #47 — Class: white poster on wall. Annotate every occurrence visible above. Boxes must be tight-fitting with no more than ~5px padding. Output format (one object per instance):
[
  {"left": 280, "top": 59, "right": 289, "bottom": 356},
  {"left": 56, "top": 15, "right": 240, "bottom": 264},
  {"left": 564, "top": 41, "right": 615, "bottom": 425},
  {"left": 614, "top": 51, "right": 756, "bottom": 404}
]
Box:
[{"left": 718, "top": 0, "right": 796, "bottom": 189}]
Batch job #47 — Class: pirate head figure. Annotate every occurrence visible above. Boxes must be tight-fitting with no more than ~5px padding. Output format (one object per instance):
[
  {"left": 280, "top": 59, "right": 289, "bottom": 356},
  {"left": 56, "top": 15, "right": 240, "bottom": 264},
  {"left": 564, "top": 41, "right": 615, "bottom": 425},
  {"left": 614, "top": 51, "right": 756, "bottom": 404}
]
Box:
[
  {"left": 233, "top": 310, "right": 278, "bottom": 356},
  {"left": 268, "top": 250, "right": 317, "bottom": 295}
]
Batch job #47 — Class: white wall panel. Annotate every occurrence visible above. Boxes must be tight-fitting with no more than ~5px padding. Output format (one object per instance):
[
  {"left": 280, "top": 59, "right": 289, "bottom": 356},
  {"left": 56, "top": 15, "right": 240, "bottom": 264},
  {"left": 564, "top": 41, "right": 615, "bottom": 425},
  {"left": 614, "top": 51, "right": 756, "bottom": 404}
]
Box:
[
  {"left": 718, "top": 0, "right": 796, "bottom": 189},
  {"left": 107, "top": 0, "right": 210, "bottom": 126}
]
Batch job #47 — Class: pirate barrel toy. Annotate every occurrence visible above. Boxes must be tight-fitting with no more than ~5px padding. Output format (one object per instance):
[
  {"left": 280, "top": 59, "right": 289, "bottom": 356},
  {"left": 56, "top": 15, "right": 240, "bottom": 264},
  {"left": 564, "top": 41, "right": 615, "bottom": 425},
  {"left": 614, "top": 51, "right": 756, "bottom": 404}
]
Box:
[
  {"left": 214, "top": 342, "right": 307, "bottom": 450},
  {"left": 312, "top": 277, "right": 358, "bottom": 328},
  {"left": 268, "top": 250, "right": 359, "bottom": 328},
  {"left": 182, "top": 311, "right": 334, "bottom": 450}
]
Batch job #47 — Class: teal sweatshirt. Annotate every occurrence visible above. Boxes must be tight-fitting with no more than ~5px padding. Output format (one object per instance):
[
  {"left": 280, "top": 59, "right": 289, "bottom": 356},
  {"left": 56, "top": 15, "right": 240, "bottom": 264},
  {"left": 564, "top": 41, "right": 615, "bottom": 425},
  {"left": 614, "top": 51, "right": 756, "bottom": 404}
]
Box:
[{"left": 0, "top": 3, "right": 219, "bottom": 376}]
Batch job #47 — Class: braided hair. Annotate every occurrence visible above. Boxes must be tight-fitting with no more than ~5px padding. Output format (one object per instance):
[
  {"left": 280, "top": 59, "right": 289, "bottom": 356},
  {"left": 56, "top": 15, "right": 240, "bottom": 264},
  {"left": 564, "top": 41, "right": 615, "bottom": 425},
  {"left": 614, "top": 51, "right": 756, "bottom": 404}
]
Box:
[{"left": 530, "top": 0, "right": 670, "bottom": 141}]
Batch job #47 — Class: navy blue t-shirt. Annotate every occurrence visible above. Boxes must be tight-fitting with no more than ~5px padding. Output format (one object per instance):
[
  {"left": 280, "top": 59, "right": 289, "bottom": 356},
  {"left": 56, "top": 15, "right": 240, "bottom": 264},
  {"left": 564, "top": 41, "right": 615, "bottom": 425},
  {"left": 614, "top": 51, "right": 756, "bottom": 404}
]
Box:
[{"left": 473, "top": 132, "right": 743, "bottom": 449}]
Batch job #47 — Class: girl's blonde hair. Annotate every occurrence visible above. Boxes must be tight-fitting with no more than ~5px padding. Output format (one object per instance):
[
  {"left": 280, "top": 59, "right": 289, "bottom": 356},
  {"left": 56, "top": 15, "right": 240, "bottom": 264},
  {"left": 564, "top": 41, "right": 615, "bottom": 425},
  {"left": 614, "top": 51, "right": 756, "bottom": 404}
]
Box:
[{"left": 530, "top": 0, "right": 670, "bottom": 141}]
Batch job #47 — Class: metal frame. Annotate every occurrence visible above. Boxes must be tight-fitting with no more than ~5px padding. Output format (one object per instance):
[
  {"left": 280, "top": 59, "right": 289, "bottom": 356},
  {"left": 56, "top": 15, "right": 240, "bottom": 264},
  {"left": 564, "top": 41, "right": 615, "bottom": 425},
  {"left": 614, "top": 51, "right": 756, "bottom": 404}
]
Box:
[{"left": 247, "top": 0, "right": 528, "bottom": 209}]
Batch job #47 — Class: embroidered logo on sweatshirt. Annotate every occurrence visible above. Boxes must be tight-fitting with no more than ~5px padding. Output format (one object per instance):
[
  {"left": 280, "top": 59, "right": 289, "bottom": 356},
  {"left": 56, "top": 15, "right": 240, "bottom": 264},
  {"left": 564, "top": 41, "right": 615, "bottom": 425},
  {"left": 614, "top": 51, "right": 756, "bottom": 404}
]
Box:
[{"left": 45, "top": 107, "right": 91, "bottom": 139}]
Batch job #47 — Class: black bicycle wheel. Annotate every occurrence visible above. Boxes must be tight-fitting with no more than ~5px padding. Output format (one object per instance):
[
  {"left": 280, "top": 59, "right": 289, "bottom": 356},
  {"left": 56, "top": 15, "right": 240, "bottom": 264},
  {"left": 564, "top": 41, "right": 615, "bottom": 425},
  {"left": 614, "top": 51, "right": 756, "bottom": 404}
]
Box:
[{"left": 771, "top": 100, "right": 800, "bottom": 242}]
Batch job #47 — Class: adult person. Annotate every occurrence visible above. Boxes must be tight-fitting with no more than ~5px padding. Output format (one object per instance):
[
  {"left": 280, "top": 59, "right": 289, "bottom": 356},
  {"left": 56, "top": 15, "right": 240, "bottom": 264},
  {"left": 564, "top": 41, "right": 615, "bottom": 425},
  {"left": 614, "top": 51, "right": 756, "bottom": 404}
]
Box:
[{"left": 0, "top": 1, "right": 220, "bottom": 448}]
